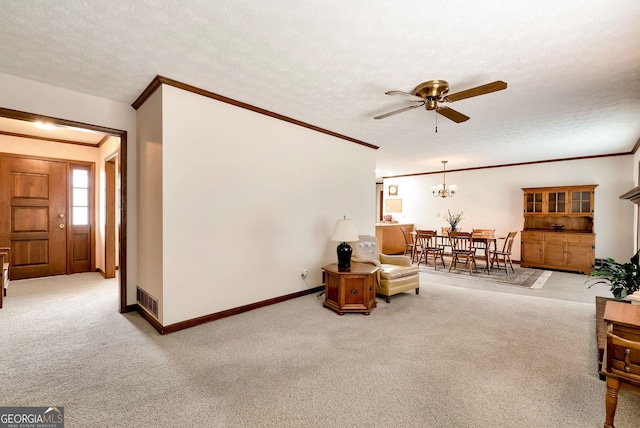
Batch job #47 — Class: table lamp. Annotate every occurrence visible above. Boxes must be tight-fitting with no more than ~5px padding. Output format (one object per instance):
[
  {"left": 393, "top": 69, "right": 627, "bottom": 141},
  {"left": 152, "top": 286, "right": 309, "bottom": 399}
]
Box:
[{"left": 330, "top": 217, "right": 359, "bottom": 271}]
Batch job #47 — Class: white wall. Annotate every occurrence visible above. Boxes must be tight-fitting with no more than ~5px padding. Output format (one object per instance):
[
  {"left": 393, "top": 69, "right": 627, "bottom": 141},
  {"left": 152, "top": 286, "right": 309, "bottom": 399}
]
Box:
[
  {"left": 136, "top": 88, "right": 164, "bottom": 321},
  {"left": 0, "top": 72, "right": 138, "bottom": 303},
  {"left": 97, "top": 136, "right": 121, "bottom": 274},
  {"left": 0, "top": 134, "right": 100, "bottom": 162},
  {"left": 375, "top": 182, "right": 383, "bottom": 222},
  {"left": 385, "top": 155, "right": 634, "bottom": 263},
  {"left": 157, "top": 84, "right": 377, "bottom": 325},
  {"left": 632, "top": 150, "right": 640, "bottom": 252}
]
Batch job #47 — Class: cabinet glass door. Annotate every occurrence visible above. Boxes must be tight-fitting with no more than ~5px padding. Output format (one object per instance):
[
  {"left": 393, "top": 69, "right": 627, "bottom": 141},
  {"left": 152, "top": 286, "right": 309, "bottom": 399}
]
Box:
[
  {"left": 571, "top": 191, "right": 592, "bottom": 214},
  {"left": 548, "top": 191, "right": 567, "bottom": 213},
  {"left": 525, "top": 192, "right": 544, "bottom": 213}
]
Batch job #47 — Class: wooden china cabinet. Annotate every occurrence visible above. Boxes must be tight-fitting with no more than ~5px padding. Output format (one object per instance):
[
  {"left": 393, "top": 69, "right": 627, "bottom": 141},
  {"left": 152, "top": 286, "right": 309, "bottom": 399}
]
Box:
[{"left": 520, "top": 185, "right": 596, "bottom": 274}]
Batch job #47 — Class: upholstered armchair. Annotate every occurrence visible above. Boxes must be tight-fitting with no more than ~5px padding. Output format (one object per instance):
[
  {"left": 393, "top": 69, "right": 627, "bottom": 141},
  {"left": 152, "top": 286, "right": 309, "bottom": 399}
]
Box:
[{"left": 349, "top": 235, "right": 420, "bottom": 303}]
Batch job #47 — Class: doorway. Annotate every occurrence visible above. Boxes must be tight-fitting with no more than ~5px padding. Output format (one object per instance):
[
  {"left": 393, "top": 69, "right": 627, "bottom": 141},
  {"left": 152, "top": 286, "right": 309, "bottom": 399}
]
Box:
[{"left": 0, "top": 107, "right": 128, "bottom": 312}]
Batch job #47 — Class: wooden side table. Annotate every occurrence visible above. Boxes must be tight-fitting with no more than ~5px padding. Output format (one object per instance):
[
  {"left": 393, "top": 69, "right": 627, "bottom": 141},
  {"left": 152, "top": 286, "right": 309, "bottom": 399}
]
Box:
[
  {"left": 322, "top": 263, "right": 379, "bottom": 315},
  {"left": 602, "top": 301, "right": 640, "bottom": 428}
]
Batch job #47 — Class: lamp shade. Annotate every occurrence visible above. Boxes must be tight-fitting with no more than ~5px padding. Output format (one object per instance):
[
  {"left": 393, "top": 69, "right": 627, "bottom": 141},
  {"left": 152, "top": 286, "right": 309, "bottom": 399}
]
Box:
[{"left": 330, "top": 218, "right": 359, "bottom": 242}]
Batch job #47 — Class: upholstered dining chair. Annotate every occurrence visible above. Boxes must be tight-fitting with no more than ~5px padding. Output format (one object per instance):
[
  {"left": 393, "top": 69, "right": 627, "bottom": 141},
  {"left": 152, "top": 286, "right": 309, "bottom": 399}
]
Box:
[
  {"left": 349, "top": 235, "right": 420, "bottom": 303},
  {"left": 448, "top": 231, "right": 478, "bottom": 274},
  {"left": 415, "top": 230, "right": 445, "bottom": 270},
  {"left": 489, "top": 231, "right": 518, "bottom": 276}
]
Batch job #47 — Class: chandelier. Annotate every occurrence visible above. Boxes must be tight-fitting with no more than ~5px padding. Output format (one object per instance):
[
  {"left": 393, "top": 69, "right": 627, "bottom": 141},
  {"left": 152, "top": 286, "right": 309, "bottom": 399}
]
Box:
[{"left": 432, "top": 160, "right": 457, "bottom": 198}]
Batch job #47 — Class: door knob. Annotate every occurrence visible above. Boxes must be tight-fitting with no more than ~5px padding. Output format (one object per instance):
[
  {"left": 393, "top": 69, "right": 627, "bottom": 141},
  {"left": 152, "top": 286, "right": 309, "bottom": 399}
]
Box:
[
  {"left": 59, "top": 213, "right": 65, "bottom": 219},
  {"left": 59, "top": 224, "right": 65, "bottom": 229}
]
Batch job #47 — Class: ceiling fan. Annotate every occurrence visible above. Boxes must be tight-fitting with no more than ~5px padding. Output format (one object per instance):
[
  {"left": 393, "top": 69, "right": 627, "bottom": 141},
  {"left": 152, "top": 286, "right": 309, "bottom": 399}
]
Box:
[{"left": 373, "top": 80, "right": 507, "bottom": 123}]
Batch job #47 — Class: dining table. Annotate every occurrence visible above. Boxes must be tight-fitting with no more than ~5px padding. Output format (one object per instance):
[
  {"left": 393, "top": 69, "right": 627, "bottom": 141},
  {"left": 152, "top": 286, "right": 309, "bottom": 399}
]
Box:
[{"left": 414, "top": 231, "right": 503, "bottom": 274}]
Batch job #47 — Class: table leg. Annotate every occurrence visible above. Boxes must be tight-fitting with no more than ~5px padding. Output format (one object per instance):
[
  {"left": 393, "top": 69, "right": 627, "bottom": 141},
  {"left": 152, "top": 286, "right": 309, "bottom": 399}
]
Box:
[
  {"left": 604, "top": 376, "right": 619, "bottom": 428},
  {"left": 482, "top": 239, "right": 497, "bottom": 274},
  {"left": 484, "top": 244, "right": 490, "bottom": 274}
]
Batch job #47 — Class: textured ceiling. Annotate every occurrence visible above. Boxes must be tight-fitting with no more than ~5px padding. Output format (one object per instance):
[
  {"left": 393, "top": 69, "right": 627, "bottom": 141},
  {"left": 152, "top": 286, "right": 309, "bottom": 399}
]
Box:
[{"left": 1, "top": 1, "right": 639, "bottom": 179}]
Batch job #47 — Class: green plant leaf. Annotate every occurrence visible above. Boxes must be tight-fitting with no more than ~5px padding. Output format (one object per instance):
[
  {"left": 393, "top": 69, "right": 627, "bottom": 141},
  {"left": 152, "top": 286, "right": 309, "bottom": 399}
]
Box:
[{"left": 587, "top": 250, "right": 640, "bottom": 301}]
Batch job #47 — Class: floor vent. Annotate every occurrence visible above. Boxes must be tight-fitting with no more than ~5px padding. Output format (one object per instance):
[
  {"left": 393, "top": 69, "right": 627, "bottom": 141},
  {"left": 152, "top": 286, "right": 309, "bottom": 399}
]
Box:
[{"left": 136, "top": 287, "right": 158, "bottom": 317}]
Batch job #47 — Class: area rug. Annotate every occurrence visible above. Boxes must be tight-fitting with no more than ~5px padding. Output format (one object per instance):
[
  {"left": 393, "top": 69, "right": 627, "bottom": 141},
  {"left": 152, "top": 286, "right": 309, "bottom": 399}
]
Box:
[{"left": 417, "top": 262, "right": 551, "bottom": 289}]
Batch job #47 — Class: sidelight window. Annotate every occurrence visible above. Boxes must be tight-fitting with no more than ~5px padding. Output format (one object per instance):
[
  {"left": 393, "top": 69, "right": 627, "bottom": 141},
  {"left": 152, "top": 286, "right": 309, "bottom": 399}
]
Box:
[{"left": 72, "top": 168, "right": 89, "bottom": 225}]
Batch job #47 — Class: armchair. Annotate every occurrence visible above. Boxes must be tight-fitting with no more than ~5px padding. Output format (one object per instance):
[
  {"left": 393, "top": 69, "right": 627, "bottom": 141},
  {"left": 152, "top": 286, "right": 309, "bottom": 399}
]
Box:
[{"left": 350, "top": 235, "right": 420, "bottom": 303}]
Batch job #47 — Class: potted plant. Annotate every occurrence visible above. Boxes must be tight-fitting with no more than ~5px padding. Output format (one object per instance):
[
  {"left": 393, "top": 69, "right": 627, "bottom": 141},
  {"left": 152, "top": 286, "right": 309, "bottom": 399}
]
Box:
[
  {"left": 443, "top": 209, "right": 464, "bottom": 232},
  {"left": 587, "top": 250, "right": 640, "bottom": 301}
]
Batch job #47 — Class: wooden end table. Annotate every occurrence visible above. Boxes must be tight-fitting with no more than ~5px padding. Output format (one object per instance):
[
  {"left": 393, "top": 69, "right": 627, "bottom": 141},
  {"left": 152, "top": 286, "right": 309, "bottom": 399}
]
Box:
[
  {"left": 601, "top": 301, "right": 640, "bottom": 428},
  {"left": 322, "top": 263, "right": 379, "bottom": 315}
]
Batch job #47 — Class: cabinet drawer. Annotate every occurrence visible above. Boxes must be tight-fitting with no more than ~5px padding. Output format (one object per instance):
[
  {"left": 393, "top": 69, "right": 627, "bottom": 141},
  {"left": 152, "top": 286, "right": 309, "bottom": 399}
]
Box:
[
  {"left": 545, "top": 233, "right": 567, "bottom": 243},
  {"left": 567, "top": 234, "right": 594, "bottom": 244},
  {"left": 521, "top": 232, "right": 543, "bottom": 242}
]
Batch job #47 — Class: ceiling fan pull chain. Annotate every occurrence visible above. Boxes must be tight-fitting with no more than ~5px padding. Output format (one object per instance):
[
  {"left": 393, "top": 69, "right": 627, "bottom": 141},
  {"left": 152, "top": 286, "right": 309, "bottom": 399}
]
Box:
[{"left": 435, "top": 109, "right": 438, "bottom": 133}]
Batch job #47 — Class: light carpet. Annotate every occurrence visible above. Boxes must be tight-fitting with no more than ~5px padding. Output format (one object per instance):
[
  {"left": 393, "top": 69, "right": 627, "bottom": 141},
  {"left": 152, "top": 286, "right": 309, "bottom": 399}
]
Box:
[{"left": 1, "top": 272, "right": 639, "bottom": 427}]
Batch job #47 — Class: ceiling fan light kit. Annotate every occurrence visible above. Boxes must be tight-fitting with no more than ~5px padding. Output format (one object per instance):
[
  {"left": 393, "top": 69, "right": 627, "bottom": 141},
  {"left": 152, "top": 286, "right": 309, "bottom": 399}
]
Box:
[{"left": 374, "top": 79, "right": 507, "bottom": 126}]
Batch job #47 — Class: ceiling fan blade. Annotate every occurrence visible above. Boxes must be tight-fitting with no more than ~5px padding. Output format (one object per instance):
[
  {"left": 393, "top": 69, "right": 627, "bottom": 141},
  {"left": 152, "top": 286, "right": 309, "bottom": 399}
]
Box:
[
  {"left": 436, "top": 106, "right": 470, "bottom": 123},
  {"left": 374, "top": 103, "right": 424, "bottom": 120},
  {"left": 384, "top": 90, "right": 426, "bottom": 102},
  {"left": 444, "top": 81, "right": 507, "bottom": 102}
]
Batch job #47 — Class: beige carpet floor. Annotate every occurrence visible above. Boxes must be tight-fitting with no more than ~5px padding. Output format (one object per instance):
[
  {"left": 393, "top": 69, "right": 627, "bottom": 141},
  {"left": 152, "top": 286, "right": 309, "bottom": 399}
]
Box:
[{"left": 1, "top": 271, "right": 639, "bottom": 427}]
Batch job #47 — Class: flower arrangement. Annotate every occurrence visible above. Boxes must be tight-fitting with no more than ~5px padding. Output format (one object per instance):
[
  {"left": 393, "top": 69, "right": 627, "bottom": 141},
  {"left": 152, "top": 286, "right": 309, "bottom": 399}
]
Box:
[{"left": 443, "top": 209, "right": 464, "bottom": 231}]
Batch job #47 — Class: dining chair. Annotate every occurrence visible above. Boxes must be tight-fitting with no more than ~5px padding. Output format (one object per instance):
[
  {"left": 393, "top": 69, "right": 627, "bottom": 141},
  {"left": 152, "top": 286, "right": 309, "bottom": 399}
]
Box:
[
  {"left": 471, "top": 229, "right": 496, "bottom": 271},
  {"left": 409, "top": 231, "right": 422, "bottom": 263},
  {"left": 438, "top": 227, "right": 454, "bottom": 255},
  {"left": 471, "top": 229, "right": 495, "bottom": 238},
  {"left": 448, "top": 231, "right": 478, "bottom": 274},
  {"left": 415, "top": 230, "right": 446, "bottom": 270},
  {"left": 400, "top": 225, "right": 416, "bottom": 259},
  {"left": 489, "top": 231, "right": 518, "bottom": 276}
]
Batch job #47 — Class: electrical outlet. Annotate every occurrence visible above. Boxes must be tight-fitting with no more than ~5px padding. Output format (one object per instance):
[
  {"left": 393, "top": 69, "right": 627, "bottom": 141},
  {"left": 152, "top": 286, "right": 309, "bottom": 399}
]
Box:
[{"left": 301, "top": 269, "right": 309, "bottom": 278}]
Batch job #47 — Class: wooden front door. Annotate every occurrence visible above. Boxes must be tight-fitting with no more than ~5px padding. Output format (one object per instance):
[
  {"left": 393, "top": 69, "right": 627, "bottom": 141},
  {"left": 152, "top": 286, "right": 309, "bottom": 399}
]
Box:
[{"left": 0, "top": 156, "right": 68, "bottom": 279}]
